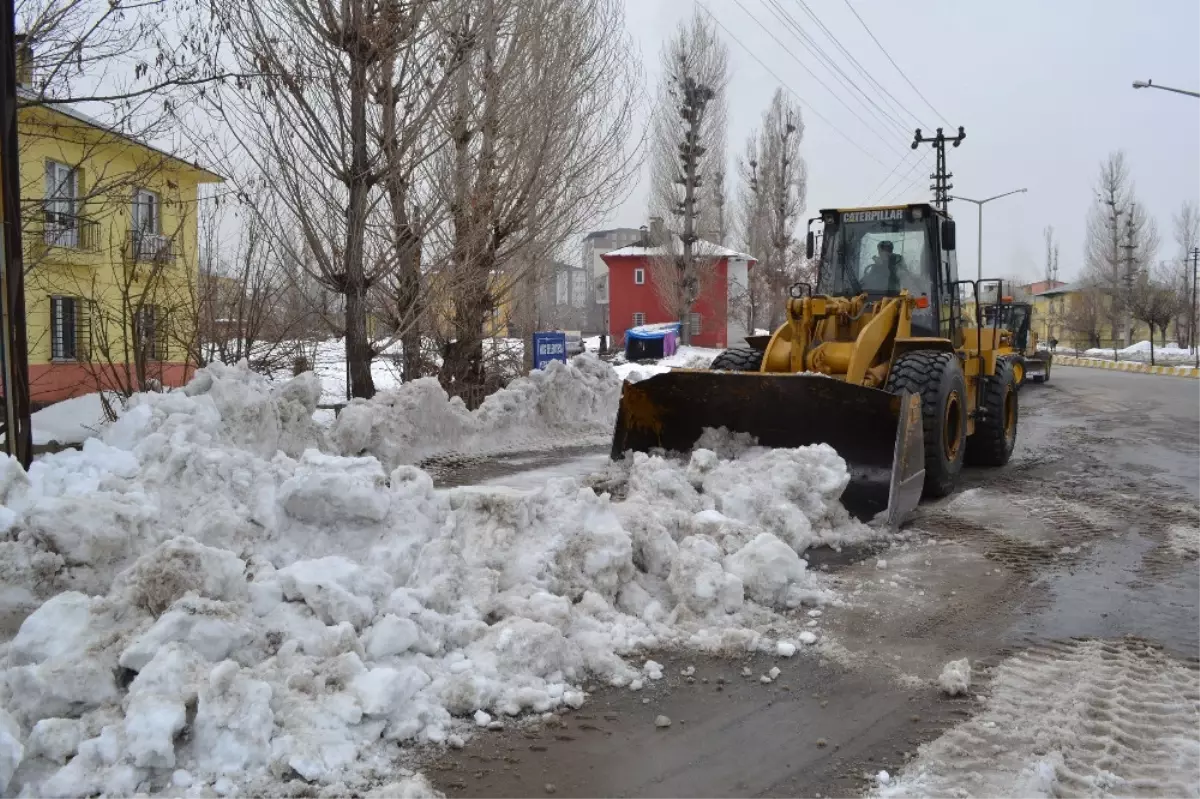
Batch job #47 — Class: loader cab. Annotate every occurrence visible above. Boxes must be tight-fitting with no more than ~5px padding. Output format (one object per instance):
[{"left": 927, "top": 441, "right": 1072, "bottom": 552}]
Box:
[
  {"left": 983, "top": 301, "right": 1032, "bottom": 352},
  {"left": 807, "top": 203, "right": 959, "bottom": 339}
]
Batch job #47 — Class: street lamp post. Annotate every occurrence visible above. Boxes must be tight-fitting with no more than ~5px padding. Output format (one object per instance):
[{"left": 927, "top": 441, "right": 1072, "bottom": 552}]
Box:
[
  {"left": 1132, "top": 79, "right": 1200, "bottom": 99},
  {"left": 949, "top": 189, "right": 1029, "bottom": 282}
]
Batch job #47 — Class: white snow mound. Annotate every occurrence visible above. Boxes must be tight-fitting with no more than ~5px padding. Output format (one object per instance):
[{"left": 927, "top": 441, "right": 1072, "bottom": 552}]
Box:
[
  {"left": 0, "top": 360, "right": 882, "bottom": 797},
  {"left": 329, "top": 354, "right": 621, "bottom": 467}
]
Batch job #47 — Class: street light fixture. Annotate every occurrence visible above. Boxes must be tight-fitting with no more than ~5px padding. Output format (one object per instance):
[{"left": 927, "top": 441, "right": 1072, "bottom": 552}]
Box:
[
  {"left": 948, "top": 189, "right": 1029, "bottom": 282},
  {"left": 1132, "top": 79, "right": 1200, "bottom": 98}
]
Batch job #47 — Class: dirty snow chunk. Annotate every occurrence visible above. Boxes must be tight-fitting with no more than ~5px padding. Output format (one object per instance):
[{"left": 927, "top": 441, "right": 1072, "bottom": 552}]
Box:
[
  {"left": 276, "top": 556, "right": 393, "bottom": 630},
  {"left": 193, "top": 661, "right": 274, "bottom": 775},
  {"left": 776, "top": 641, "right": 797, "bottom": 658},
  {"left": 118, "top": 600, "right": 256, "bottom": 672},
  {"left": 798, "top": 631, "right": 817, "bottom": 645},
  {"left": 363, "top": 614, "right": 422, "bottom": 660},
  {"left": 681, "top": 665, "right": 695, "bottom": 677},
  {"left": 364, "top": 774, "right": 445, "bottom": 798},
  {"left": 124, "top": 693, "right": 186, "bottom": 768},
  {"left": 279, "top": 451, "right": 391, "bottom": 525},
  {"left": 644, "top": 660, "right": 664, "bottom": 680},
  {"left": 759, "top": 674, "right": 773, "bottom": 684},
  {"left": 724, "top": 533, "right": 814, "bottom": 608},
  {"left": 938, "top": 658, "right": 971, "bottom": 697},
  {"left": 27, "top": 718, "right": 83, "bottom": 764},
  {"left": 352, "top": 666, "right": 431, "bottom": 716},
  {"left": 9, "top": 591, "right": 94, "bottom": 665},
  {"left": 0, "top": 709, "right": 22, "bottom": 793},
  {"left": 655, "top": 715, "right": 672, "bottom": 728},
  {"left": 876, "top": 559, "right": 888, "bottom": 569},
  {"left": 629, "top": 679, "right": 644, "bottom": 691},
  {"left": 668, "top": 536, "right": 735, "bottom": 614},
  {"left": 117, "top": 536, "right": 247, "bottom": 614},
  {"left": 768, "top": 667, "right": 781, "bottom": 680},
  {"left": 877, "top": 770, "right": 891, "bottom": 786},
  {"left": 474, "top": 710, "right": 492, "bottom": 728}
]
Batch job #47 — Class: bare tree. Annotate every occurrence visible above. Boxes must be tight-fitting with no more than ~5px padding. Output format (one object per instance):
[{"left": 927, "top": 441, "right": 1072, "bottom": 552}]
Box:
[
  {"left": 207, "top": 0, "right": 465, "bottom": 399},
  {"left": 1062, "top": 284, "right": 1103, "bottom": 351},
  {"left": 1082, "top": 151, "right": 1159, "bottom": 353},
  {"left": 647, "top": 8, "right": 728, "bottom": 345},
  {"left": 1129, "top": 263, "right": 1180, "bottom": 364},
  {"left": 429, "top": 0, "right": 641, "bottom": 395},
  {"left": 737, "top": 88, "right": 806, "bottom": 329},
  {"left": 1172, "top": 201, "right": 1199, "bottom": 351}
]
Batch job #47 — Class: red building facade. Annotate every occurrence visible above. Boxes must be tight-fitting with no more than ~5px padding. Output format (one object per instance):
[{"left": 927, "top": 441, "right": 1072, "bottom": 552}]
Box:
[{"left": 601, "top": 241, "right": 755, "bottom": 350}]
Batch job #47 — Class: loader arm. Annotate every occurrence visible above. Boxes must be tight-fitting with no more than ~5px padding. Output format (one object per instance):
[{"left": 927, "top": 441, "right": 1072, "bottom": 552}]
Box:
[{"left": 845, "top": 295, "right": 911, "bottom": 385}]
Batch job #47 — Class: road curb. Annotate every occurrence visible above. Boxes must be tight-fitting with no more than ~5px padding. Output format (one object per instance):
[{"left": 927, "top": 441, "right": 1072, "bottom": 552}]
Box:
[{"left": 1054, "top": 355, "right": 1200, "bottom": 378}]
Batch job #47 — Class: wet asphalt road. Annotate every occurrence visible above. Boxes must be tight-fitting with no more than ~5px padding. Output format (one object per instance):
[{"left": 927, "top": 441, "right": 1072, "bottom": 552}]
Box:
[{"left": 427, "top": 366, "right": 1200, "bottom": 798}]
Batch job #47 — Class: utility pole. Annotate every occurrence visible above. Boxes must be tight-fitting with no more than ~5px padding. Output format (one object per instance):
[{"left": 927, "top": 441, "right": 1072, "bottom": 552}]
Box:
[
  {"left": 1191, "top": 246, "right": 1199, "bottom": 368},
  {"left": 912, "top": 127, "right": 966, "bottom": 213},
  {"left": 0, "top": 0, "right": 31, "bottom": 467}
]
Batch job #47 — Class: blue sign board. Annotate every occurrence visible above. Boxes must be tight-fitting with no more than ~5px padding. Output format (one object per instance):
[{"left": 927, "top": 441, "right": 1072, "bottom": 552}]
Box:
[{"left": 532, "top": 331, "right": 568, "bottom": 370}]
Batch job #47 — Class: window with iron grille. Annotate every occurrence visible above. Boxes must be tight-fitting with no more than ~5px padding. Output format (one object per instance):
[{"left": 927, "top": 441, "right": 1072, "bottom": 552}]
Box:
[
  {"left": 50, "top": 295, "right": 81, "bottom": 360},
  {"left": 632, "top": 312, "right": 645, "bottom": 327},
  {"left": 687, "top": 312, "right": 702, "bottom": 336},
  {"left": 135, "top": 305, "right": 168, "bottom": 362}
]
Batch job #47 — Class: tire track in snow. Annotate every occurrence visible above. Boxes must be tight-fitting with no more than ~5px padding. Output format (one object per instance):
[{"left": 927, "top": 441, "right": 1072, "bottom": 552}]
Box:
[{"left": 877, "top": 639, "right": 1200, "bottom": 798}]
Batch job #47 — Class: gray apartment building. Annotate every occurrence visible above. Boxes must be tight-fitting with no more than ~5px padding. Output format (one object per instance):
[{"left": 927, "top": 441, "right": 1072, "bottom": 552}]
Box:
[{"left": 580, "top": 227, "right": 644, "bottom": 336}]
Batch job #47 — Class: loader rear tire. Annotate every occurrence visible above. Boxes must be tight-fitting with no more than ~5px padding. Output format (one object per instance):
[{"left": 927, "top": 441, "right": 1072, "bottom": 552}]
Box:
[
  {"left": 966, "top": 356, "right": 1018, "bottom": 467},
  {"left": 710, "top": 347, "right": 763, "bottom": 372},
  {"left": 885, "top": 350, "right": 967, "bottom": 499}
]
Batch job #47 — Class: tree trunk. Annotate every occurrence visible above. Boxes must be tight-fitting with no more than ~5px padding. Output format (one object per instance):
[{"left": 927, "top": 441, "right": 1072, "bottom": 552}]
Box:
[{"left": 343, "top": 27, "right": 375, "bottom": 400}]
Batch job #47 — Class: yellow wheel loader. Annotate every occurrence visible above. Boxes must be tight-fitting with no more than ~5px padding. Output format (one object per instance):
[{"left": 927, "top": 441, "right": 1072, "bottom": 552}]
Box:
[
  {"left": 982, "top": 300, "right": 1052, "bottom": 386},
  {"left": 610, "top": 203, "right": 1019, "bottom": 527}
]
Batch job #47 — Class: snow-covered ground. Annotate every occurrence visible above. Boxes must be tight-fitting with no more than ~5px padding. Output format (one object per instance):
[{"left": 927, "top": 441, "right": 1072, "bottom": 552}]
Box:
[
  {"left": 1078, "top": 340, "right": 1196, "bottom": 364},
  {"left": 0, "top": 355, "right": 885, "bottom": 797},
  {"left": 877, "top": 640, "right": 1200, "bottom": 798}
]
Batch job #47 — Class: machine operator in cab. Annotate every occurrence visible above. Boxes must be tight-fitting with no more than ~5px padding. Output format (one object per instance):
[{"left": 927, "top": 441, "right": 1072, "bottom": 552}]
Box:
[{"left": 861, "top": 240, "right": 929, "bottom": 296}]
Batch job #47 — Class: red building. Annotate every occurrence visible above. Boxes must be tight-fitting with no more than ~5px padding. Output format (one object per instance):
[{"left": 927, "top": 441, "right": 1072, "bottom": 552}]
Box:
[{"left": 602, "top": 236, "right": 756, "bottom": 350}]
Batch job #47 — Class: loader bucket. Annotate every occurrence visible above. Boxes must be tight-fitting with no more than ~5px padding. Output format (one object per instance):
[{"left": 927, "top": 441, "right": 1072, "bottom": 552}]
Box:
[{"left": 611, "top": 371, "right": 925, "bottom": 527}]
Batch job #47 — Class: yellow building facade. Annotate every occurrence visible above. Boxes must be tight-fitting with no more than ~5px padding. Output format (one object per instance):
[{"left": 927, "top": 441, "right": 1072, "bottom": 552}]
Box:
[{"left": 17, "top": 91, "right": 222, "bottom": 403}]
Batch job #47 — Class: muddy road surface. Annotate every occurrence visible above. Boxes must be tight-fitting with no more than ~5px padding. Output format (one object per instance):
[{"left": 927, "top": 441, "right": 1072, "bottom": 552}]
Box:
[{"left": 428, "top": 366, "right": 1200, "bottom": 797}]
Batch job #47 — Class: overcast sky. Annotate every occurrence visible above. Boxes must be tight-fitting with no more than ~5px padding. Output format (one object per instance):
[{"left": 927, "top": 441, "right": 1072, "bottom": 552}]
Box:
[{"left": 607, "top": 0, "right": 1200, "bottom": 283}]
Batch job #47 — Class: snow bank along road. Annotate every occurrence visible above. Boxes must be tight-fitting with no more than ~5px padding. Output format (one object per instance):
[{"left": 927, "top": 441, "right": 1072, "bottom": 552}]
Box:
[
  {"left": 428, "top": 365, "right": 1200, "bottom": 798},
  {"left": 0, "top": 358, "right": 1195, "bottom": 798}
]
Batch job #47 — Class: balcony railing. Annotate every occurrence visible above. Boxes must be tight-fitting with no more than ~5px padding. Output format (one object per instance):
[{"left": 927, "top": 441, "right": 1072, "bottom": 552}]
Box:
[
  {"left": 126, "top": 230, "right": 176, "bottom": 263},
  {"left": 30, "top": 208, "right": 100, "bottom": 252}
]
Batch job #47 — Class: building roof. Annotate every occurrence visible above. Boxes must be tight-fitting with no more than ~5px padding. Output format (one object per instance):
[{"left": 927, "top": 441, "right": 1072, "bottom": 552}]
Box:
[
  {"left": 603, "top": 235, "right": 756, "bottom": 263},
  {"left": 19, "top": 87, "right": 224, "bottom": 182},
  {"left": 1034, "top": 282, "right": 1080, "bottom": 296},
  {"left": 583, "top": 227, "right": 644, "bottom": 242}
]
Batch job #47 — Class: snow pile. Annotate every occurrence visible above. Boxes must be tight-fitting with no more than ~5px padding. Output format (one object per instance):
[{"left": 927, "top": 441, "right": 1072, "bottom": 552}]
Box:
[
  {"left": 937, "top": 658, "right": 971, "bottom": 696},
  {"left": 329, "top": 354, "right": 621, "bottom": 468},
  {"left": 27, "top": 393, "right": 115, "bottom": 447},
  {"left": 0, "top": 362, "right": 878, "bottom": 797},
  {"left": 1081, "top": 340, "right": 1194, "bottom": 363},
  {"left": 613, "top": 346, "right": 722, "bottom": 383}
]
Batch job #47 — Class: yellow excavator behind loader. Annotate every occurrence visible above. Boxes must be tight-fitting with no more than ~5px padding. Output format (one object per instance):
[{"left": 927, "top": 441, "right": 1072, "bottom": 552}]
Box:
[{"left": 610, "top": 203, "right": 1020, "bottom": 527}]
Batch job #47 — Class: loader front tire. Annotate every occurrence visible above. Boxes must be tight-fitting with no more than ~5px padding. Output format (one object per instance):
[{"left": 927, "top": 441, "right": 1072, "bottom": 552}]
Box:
[
  {"left": 885, "top": 350, "right": 967, "bottom": 498},
  {"left": 710, "top": 347, "right": 763, "bottom": 372},
  {"left": 966, "top": 356, "right": 1018, "bottom": 467}
]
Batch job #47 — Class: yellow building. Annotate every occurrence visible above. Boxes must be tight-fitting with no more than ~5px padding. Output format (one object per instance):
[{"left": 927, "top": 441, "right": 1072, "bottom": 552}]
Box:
[{"left": 17, "top": 85, "right": 222, "bottom": 404}]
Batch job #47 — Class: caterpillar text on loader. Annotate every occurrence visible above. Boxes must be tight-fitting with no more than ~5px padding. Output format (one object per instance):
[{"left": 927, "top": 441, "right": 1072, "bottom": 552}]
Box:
[
  {"left": 982, "top": 299, "right": 1052, "bottom": 386},
  {"left": 610, "top": 203, "right": 1020, "bottom": 527}
]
